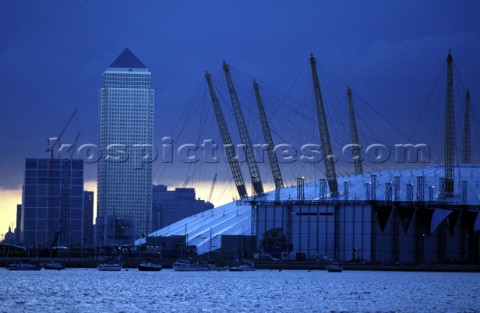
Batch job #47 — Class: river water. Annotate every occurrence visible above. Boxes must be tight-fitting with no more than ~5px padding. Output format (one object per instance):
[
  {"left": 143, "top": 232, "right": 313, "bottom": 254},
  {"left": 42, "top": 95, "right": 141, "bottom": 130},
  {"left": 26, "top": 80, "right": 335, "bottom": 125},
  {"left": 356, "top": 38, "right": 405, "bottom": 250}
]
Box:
[{"left": 0, "top": 268, "right": 479, "bottom": 312}]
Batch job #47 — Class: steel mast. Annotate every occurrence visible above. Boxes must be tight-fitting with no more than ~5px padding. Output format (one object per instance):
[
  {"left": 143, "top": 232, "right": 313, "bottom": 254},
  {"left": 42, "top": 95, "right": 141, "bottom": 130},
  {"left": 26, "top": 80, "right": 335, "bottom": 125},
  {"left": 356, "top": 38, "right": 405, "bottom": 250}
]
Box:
[
  {"left": 47, "top": 108, "right": 78, "bottom": 160},
  {"left": 223, "top": 61, "right": 264, "bottom": 195},
  {"left": 444, "top": 51, "right": 454, "bottom": 197},
  {"left": 253, "top": 80, "right": 284, "bottom": 190},
  {"left": 347, "top": 87, "right": 363, "bottom": 175},
  {"left": 205, "top": 72, "right": 248, "bottom": 199},
  {"left": 462, "top": 89, "right": 471, "bottom": 164},
  {"left": 310, "top": 53, "right": 339, "bottom": 197}
]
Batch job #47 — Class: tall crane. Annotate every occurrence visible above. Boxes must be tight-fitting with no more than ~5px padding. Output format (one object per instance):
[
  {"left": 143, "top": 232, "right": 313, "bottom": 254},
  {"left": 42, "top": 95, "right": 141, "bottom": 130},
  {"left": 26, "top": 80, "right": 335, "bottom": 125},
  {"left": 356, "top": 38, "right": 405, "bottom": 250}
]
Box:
[
  {"left": 462, "top": 89, "right": 471, "bottom": 164},
  {"left": 347, "top": 87, "right": 363, "bottom": 175},
  {"left": 47, "top": 108, "right": 79, "bottom": 160},
  {"left": 223, "top": 61, "right": 264, "bottom": 196},
  {"left": 253, "top": 80, "right": 284, "bottom": 190},
  {"left": 207, "top": 174, "right": 217, "bottom": 203},
  {"left": 205, "top": 72, "right": 248, "bottom": 199},
  {"left": 182, "top": 176, "right": 190, "bottom": 188},
  {"left": 444, "top": 51, "right": 454, "bottom": 197},
  {"left": 310, "top": 53, "right": 339, "bottom": 197}
]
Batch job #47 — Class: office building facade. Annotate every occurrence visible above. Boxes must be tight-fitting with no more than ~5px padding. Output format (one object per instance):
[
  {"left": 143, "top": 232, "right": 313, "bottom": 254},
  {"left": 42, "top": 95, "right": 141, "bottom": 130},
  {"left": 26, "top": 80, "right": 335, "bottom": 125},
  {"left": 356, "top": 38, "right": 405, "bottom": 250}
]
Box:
[
  {"left": 152, "top": 185, "right": 214, "bottom": 231},
  {"left": 15, "top": 204, "right": 22, "bottom": 243},
  {"left": 21, "top": 158, "right": 85, "bottom": 247},
  {"left": 83, "top": 191, "right": 94, "bottom": 247},
  {"left": 97, "top": 48, "right": 154, "bottom": 239},
  {"left": 95, "top": 215, "right": 136, "bottom": 247}
]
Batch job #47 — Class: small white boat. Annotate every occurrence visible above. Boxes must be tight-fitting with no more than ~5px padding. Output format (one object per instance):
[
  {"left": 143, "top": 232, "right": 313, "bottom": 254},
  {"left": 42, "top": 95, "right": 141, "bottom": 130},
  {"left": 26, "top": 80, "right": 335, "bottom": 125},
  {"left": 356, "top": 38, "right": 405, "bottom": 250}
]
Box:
[
  {"left": 172, "top": 260, "right": 209, "bottom": 271},
  {"left": 98, "top": 263, "right": 123, "bottom": 271},
  {"left": 326, "top": 262, "right": 343, "bottom": 272},
  {"left": 138, "top": 262, "right": 162, "bottom": 271}
]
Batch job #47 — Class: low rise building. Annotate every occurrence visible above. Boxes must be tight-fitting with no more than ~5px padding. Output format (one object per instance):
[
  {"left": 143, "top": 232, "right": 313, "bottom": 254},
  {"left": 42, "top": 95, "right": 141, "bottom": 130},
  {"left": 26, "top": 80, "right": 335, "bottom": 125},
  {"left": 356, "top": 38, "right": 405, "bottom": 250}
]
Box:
[{"left": 152, "top": 185, "right": 213, "bottom": 231}]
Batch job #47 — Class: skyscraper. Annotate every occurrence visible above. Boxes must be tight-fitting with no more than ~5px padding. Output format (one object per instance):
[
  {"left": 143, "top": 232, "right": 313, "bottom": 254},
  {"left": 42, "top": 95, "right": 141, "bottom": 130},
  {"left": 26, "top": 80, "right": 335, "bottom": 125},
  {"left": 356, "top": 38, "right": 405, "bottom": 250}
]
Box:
[{"left": 97, "top": 48, "right": 154, "bottom": 239}]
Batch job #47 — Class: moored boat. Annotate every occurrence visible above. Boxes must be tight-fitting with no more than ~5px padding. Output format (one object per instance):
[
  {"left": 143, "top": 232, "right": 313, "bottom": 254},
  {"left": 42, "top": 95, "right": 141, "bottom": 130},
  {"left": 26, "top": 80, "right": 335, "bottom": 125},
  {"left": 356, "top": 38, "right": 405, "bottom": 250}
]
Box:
[
  {"left": 98, "top": 263, "right": 123, "bottom": 271},
  {"left": 44, "top": 262, "right": 65, "bottom": 270},
  {"left": 138, "top": 262, "right": 162, "bottom": 271},
  {"left": 229, "top": 261, "right": 255, "bottom": 272},
  {"left": 326, "top": 262, "right": 343, "bottom": 272},
  {"left": 172, "top": 259, "right": 209, "bottom": 271},
  {"left": 7, "top": 263, "right": 42, "bottom": 271},
  {"left": 208, "top": 264, "right": 229, "bottom": 271}
]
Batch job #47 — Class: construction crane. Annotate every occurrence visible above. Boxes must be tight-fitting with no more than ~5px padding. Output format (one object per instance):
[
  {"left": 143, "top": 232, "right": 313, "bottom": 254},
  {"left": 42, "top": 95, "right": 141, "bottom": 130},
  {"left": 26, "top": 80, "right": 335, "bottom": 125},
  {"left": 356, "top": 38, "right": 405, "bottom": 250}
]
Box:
[
  {"left": 253, "top": 80, "right": 284, "bottom": 190},
  {"left": 310, "top": 53, "right": 339, "bottom": 197},
  {"left": 205, "top": 72, "right": 248, "bottom": 199},
  {"left": 182, "top": 176, "right": 190, "bottom": 188},
  {"left": 444, "top": 51, "right": 454, "bottom": 197},
  {"left": 207, "top": 174, "right": 217, "bottom": 203},
  {"left": 47, "top": 108, "right": 79, "bottom": 160},
  {"left": 223, "top": 61, "right": 264, "bottom": 196},
  {"left": 462, "top": 89, "right": 471, "bottom": 164},
  {"left": 347, "top": 87, "right": 363, "bottom": 175}
]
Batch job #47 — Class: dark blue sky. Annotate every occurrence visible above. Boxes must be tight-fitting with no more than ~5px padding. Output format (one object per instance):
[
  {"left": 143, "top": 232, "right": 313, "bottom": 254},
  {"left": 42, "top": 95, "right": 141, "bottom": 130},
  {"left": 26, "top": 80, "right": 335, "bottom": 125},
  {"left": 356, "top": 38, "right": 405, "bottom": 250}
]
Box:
[{"left": 1, "top": 1, "right": 480, "bottom": 230}]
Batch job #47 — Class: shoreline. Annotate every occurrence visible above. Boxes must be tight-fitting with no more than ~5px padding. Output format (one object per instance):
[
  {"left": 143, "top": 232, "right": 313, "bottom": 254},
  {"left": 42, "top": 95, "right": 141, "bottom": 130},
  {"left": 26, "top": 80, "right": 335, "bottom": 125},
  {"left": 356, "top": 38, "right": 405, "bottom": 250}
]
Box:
[
  {"left": 2, "top": 257, "right": 480, "bottom": 272},
  {"left": 254, "top": 261, "right": 480, "bottom": 272}
]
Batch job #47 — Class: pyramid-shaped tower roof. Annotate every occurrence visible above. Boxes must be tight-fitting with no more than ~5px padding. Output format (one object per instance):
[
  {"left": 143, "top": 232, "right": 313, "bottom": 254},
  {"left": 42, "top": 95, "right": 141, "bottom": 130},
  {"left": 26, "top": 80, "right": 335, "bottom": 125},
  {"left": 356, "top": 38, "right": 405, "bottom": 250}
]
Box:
[{"left": 109, "top": 48, "right": 146, "bottom": 69}]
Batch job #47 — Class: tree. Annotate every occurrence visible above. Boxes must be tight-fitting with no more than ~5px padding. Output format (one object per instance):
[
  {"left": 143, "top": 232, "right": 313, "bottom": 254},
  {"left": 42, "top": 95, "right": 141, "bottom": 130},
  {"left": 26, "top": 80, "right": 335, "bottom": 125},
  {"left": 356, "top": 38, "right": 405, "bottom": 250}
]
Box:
[{"left": 260, "top": 228, "right": 287, "bottom": 252}]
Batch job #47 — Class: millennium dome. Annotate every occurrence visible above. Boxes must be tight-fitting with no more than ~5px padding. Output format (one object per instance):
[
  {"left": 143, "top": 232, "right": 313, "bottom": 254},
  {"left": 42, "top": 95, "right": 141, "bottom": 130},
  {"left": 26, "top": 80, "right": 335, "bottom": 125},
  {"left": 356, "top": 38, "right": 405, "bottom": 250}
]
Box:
[{"left": 136, "top": 164, "right": 480, "bottom": 261}]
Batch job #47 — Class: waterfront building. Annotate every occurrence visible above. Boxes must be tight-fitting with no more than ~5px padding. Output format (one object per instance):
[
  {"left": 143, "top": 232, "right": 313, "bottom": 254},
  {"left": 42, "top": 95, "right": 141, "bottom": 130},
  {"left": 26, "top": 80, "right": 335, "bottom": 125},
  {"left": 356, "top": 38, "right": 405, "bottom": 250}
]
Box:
[
  {"left": 135, "top": 52, "right": 480, "bottom": 264},
  {"left": 14, "top": 204, "right": 21, "bottom": 243},
  {"left": 97, "top": 48, "right": 154, "bottom": 239},
  {"left": 21, "top": 158, "right": 85, "bottom": 247},
  {"left": 152, "top": 185, "right": 214, "bottom": 230},
  {"left": 83, "top": 191, "right": 94, "bottom": 247},
  {"left": 137, "top": 165, "right": 480, "bottom": 263},
  {"left": 95, "top": 215, "right": 136, "bottom": 247}
]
